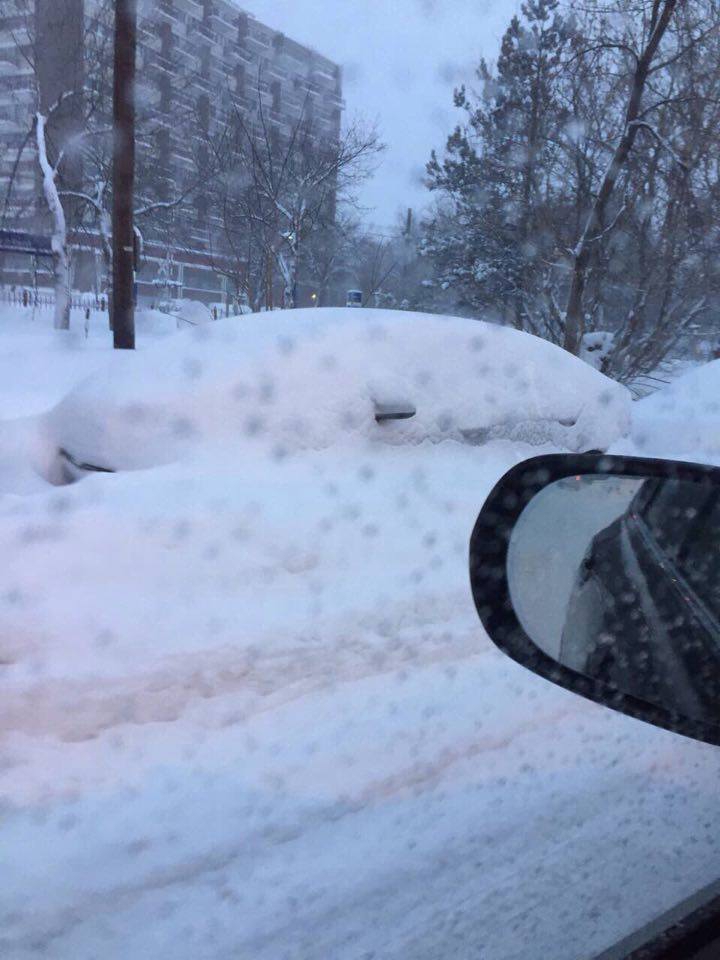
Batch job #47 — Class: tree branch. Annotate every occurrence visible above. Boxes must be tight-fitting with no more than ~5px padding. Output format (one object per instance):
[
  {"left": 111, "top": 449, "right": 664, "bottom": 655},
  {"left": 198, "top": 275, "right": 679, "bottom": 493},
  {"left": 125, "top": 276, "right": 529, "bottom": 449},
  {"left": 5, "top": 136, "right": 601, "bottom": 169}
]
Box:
[{"left": 627, "top": 119, "right": 690, "bottom": 170}]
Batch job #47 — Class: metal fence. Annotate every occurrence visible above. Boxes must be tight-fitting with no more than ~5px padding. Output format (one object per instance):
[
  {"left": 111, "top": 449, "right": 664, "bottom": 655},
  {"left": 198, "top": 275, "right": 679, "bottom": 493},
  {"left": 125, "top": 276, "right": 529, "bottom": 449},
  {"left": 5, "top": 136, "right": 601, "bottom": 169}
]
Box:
[{"left": 0, "top": 287, "right": 108, "bottom": 312}]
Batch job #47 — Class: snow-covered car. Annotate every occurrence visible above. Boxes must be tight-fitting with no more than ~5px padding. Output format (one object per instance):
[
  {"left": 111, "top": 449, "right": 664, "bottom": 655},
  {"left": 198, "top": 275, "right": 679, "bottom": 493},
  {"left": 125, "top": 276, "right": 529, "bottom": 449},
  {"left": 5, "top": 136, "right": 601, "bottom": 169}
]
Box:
[
  {"left": 630, "top": 359, "right": 720, "bottom": 460},
  {"left": 36, "top": 308, "right": 630, "bottom": 484}
]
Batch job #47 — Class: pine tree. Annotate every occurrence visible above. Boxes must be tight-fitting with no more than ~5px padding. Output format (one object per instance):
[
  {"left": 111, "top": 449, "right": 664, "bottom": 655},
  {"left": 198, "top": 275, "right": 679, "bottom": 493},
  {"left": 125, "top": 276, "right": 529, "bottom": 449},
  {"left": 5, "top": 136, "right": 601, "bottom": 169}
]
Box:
[{"left": 424, "top": 0, "right": 570, "bottom": 328}]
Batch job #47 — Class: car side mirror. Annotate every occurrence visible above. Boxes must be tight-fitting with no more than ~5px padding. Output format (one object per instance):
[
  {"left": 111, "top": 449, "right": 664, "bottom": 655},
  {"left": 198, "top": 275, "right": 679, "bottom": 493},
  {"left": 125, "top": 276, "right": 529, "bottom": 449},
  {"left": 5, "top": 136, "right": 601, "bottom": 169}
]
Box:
[{"left": 469, "top": 454, "right": 720, "bottom": 746}]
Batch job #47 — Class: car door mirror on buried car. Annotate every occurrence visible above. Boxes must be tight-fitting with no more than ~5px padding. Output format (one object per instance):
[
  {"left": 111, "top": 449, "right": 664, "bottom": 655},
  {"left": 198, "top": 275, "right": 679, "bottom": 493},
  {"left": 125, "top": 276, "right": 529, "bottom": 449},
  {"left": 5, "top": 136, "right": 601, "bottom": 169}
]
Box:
[{"left": 469, "top": 453, "right": 720, "bottom": 746}]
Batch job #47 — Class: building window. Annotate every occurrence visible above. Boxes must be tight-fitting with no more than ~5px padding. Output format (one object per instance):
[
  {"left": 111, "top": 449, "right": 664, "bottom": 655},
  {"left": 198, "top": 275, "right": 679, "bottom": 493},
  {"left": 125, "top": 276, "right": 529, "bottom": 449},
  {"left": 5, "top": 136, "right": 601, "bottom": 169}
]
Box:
[
  {"left": 200, "top": 45, "right": 211, "bottom": 78},
  {"left": 272, "top": 32, "right": 285, "bottom": 53},
  {"left": 270, "top": 125, "right": 281, "bottom": 154},
  {"left": 235, "top": 62, "right": 245, "bottom": 98},
  {"left": 156, "top": 128, "right": 171, "bottom": 199},
  {"left": 157, "top": 127, "right": 171, "bottom": 167},
  {"left": 159, "top": 21, "right": 173, "bottom": 59},
  {"left": 300, "top": 138, "right": 314, "bottom": 170},
  {"left": 198, "top": 93, "right": 210, "bottom": 133},
  {"left": 230, "top": 109, "right": 245, "bottom": 145},
  {"left": 158, "top": 72, "right": 172, "bottom": 113},
  {"left": 270, "top": 79, "right": 281, "bottom": 114},
  {"left": 202, "top": 0, "right": 213, "bottom": 22},
  {"left": 237, "top": 13, "right": 249, "bottom": 43},
  {"left": 196, "top": 194, "right": 209, "bottom": 220}
]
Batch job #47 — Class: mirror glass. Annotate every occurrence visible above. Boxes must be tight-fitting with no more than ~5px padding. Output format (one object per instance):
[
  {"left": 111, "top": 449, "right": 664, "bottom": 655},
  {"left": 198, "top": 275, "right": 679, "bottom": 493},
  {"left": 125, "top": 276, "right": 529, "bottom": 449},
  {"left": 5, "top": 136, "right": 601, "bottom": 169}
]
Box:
[{"left": 508, "top": 473, "right": 720, "bottom": 724}]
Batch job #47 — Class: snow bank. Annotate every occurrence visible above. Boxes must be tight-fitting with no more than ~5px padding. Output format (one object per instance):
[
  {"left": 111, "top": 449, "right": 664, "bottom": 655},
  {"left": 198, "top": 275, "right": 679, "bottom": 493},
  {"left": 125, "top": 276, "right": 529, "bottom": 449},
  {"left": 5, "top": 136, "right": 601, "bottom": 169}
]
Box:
[
  {"left": 134, "top": 308, "right": 183, "bottom": 337},
  {"left": 629, "top": 359, "right": 720, "bottom": 459},
  {"left": 42, "top": 308, "right": 630, "bottom": 474}
]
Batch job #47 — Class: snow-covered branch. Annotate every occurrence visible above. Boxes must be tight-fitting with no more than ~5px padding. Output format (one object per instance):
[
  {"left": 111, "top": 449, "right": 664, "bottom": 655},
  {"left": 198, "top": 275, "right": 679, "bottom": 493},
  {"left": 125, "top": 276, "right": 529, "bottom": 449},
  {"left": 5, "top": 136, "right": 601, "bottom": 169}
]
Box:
[
  {"left": 134, "top": 196, "right": 187, "bottom": 218},
  {"left": 628, "top": 120, "right": 690, "bottom": 171},
  {"left": 586, "top": 201, "right": 628, "bottom": 244}
]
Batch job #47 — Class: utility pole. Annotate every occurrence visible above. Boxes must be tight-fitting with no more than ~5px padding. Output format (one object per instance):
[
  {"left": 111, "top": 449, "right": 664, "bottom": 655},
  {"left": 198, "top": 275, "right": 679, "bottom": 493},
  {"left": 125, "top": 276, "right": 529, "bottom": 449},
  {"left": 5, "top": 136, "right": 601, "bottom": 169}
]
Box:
[{"left": 111, "top": 0, "right": 137, "bottom": 349}]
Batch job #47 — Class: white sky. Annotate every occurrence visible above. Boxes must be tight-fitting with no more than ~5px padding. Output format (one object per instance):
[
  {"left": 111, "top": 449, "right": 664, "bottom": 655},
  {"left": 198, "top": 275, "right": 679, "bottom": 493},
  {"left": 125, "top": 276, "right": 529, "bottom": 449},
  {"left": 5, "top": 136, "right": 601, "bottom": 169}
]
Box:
[{"left": 243, "top": 0, "right": 520, "bottom": 230}]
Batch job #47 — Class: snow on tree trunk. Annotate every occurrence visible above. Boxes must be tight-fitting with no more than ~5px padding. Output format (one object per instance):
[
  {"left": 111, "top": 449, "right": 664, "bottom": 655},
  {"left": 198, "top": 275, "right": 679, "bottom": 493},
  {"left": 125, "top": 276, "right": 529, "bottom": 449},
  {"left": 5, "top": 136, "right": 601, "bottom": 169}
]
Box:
[
  {"left": 36, "top": 113, "right": 71, "bottom": 330},
  {"left": 99, "top": 205, "right": 112, "bottom": 294},
  {"left": 277, "top": 248, "right": 297, "bottom": 309}
]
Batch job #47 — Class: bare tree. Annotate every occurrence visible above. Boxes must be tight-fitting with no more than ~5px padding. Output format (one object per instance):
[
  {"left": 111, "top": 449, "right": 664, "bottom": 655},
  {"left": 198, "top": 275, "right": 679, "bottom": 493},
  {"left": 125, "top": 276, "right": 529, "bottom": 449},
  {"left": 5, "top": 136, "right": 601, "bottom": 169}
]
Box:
[
  {"left": 34, "top": 99, "right": 73, "bottom": 327},
  {"left": 215, "top": 79, "right": 383, "bottom": 308},
  {"left": 0, "top": 0, "right": 114, "bottom": 327},
  {"left": 563, "top": 0, "right": 698, "bottom": 354},
  {"left": 0, "top": 0, "right": 212, "bottom": 327},
  {"left": 352, "top": 233, "right": 398, "bottom": 307},
  {"left": 302, "top": 213, "right": 356, "bottom": 306}
]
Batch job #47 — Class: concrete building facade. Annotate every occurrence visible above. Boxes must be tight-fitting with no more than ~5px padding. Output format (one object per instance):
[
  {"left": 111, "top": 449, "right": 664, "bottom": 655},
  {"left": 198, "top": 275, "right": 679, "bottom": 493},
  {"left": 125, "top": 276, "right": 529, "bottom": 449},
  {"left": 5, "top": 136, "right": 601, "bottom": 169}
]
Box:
[{"left": 0, "top": 0, "right": 344, "bottom": 305}]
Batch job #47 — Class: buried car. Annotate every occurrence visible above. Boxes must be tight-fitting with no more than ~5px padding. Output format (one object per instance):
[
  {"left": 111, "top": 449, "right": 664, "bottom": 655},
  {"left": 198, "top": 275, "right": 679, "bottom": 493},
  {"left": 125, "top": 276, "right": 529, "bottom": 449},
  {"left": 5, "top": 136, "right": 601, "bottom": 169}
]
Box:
[
  {"left": 33, "top": 308, "right": 630, "bottom": 484},
  {"left": 630, "top": 358, "right": 720, "bottom": 459}
]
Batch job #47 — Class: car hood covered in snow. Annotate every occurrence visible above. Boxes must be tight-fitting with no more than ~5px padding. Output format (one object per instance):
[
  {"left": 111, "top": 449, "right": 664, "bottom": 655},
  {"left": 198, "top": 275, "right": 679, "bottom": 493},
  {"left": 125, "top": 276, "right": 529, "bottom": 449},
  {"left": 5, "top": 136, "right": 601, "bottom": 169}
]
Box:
[{"left": 38, "top": 308, "right": 630, "bottom": 478}]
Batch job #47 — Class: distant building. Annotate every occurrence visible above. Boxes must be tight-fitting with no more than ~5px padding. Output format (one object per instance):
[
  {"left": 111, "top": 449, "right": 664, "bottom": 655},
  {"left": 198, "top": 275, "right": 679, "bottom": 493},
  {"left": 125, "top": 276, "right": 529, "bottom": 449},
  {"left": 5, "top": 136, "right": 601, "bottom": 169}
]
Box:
[{"left": 0, "top": 0, "right": 344, "bottom": 305}]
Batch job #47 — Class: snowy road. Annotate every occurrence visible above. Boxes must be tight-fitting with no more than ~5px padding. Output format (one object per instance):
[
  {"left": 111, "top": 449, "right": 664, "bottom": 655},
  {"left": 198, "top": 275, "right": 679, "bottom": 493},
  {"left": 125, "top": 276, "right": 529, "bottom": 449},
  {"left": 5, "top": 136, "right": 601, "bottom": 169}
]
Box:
[{"left": 2, "top": 440, "right": 720, "bottom": 960}]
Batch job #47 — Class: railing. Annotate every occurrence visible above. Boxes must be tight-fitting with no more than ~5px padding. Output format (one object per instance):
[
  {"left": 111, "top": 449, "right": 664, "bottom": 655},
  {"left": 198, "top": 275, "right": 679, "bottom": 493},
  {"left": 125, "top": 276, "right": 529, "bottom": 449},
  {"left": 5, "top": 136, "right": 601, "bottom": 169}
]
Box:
[{"left": 0, "top": 288, "right": 108, "bottom": 312}]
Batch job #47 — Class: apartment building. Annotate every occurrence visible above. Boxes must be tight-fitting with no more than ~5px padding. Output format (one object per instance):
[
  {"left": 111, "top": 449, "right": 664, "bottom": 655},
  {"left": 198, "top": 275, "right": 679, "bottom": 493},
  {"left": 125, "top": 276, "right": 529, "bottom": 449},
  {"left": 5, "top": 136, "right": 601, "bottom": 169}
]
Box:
[{"left": 0, "top": 0, "right": 344, "bottom": 305}]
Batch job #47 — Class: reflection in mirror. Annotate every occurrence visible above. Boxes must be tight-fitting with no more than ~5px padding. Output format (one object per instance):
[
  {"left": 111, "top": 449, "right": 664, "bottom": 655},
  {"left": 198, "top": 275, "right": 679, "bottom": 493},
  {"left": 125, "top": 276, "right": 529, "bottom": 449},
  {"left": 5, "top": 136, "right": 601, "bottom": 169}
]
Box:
[{"left": 508, "top": 474, "right": 720, "bottom": 724}]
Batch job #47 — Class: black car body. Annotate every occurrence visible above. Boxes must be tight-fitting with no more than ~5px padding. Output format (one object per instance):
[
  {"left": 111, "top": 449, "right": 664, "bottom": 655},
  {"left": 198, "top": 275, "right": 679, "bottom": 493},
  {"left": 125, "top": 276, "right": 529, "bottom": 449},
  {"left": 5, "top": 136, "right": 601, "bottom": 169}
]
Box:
[{"left": 560, "top": 478, "right": 720, "bottom": 723}]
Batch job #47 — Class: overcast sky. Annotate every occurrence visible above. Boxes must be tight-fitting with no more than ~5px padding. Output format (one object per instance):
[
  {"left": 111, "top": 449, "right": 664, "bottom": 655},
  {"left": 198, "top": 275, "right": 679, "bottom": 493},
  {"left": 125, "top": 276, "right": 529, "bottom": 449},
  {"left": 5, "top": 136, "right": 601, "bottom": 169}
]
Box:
[{"left": 243, "top": 0, "right": 519, "bottom": 230}]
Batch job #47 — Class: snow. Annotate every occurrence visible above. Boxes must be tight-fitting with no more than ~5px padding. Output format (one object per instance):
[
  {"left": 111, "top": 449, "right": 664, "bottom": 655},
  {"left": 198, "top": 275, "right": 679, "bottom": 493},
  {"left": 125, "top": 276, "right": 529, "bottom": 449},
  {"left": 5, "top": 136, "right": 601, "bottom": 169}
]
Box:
[
  {"left": 39, "top": 308, "right": 630, "bottom": 478},
  {"left": 625, "top": 358, "right": 720, "bottom": 461},
  {"left": 1, "top": 307, "right": 719, "bottom": 960},
  {"left": 158, "top": 298, "right": 214, "bottom": 327},
  {"left": 0, "top": 302, "right": 221, "bottom": 492},
  {"left": 580, "top": 329, "right": 614, "bottom": 371}
]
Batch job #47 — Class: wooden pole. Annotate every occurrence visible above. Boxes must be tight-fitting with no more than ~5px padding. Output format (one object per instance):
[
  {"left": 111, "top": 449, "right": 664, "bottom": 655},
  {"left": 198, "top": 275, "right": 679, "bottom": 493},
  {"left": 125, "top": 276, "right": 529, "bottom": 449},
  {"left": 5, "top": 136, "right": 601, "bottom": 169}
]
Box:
[{"left": 111, "top": 0, "right": 137, "bottom": 349}]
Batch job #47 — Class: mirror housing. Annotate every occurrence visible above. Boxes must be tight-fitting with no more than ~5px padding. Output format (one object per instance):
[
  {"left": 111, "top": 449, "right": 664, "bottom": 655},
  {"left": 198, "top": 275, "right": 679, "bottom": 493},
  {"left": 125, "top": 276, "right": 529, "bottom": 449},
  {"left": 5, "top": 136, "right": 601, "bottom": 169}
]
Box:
[{"left": 469, "top": 453, "right": 720, "bottom": 746}]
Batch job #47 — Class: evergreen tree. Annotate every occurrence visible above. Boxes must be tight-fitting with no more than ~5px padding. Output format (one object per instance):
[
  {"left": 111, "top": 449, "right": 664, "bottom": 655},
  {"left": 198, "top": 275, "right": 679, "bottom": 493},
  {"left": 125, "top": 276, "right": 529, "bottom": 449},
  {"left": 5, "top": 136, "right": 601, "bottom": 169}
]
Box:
[{"left": 425, "top": 0, "right": 570, "bottom": 328}]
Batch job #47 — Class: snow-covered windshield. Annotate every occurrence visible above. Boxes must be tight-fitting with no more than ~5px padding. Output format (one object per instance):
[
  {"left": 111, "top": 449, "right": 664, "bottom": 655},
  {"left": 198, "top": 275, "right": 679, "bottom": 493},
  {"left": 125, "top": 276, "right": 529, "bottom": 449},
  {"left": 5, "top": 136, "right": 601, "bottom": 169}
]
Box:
[{"left": 2, "top": 1, "right": 720, "bottom": 958}]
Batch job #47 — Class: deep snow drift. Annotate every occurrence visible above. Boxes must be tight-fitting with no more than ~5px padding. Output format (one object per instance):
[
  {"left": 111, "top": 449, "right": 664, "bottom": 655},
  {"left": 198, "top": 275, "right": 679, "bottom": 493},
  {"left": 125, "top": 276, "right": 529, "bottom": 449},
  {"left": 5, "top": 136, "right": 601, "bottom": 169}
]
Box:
[{"left": 1, "top": 307, "right": 717, "bottom": 960}]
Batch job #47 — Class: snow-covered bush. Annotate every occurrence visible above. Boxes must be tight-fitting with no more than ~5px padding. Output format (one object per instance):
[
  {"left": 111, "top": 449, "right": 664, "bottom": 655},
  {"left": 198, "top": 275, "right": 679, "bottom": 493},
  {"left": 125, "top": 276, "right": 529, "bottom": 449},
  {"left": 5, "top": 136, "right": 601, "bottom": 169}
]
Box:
[{"left": 580, "top": 331, "right": 614, "bottom": 372}]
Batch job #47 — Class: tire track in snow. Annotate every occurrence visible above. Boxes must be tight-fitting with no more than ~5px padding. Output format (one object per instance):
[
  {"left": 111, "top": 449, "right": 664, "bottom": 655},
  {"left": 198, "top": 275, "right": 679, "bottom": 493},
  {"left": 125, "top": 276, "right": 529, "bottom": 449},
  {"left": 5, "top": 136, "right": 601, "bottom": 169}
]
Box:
[
  {"left": 1, "top": 702, "right": 580, "bottom": 957},
  {"left": 1, "top": 625, "right": 491, "bottom": 746}
]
